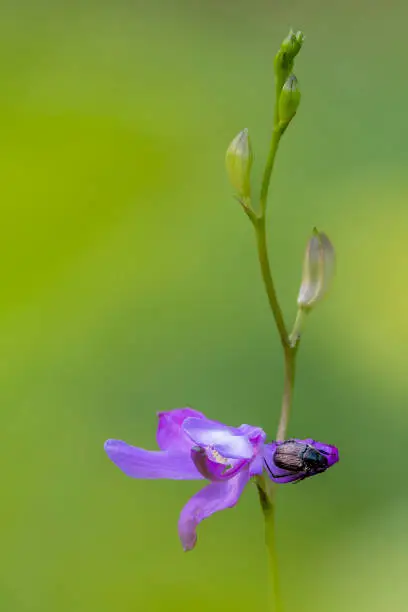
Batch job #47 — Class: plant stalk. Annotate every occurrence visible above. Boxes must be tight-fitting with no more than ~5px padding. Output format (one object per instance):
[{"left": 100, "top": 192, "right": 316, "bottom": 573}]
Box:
[
  {"left": 257, "top": 482, "right": 283, "bottom": 612},
  {"left": 251, "top": 85, "right": 300, "bottom": 612}
]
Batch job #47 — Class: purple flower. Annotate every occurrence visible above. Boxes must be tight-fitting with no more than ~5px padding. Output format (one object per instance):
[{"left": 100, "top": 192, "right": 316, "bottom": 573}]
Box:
[{"left": 104, "top": 409, "right": 339, "bottom": 550}]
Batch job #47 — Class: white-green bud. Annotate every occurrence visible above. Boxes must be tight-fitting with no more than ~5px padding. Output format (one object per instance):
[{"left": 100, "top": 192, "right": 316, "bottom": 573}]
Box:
[
  {"left": 297, "top": 228, "right": 335, "bottom": 310},
  {"left": 274, "top": 29, "right": 305, "bottom": 87},
  {"left": 225, "top": 128, "right": 253, "bottom": 199},
  {"left": 281, "top": 30, "right": 305, "bottom": 59},
  {"left": 278, "top": 74, "right": 301, "bottom": 127}
]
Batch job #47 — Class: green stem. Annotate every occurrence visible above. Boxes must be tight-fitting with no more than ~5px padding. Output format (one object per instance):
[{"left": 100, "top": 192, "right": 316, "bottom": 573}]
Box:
[
  {"left": 276, "top": 347, "right": 296, "bottom": 441},
  {"left": 254, "top": 215, "right": 288, "bottom": 350},
  {"left": 254, "top": 215, "right": 298, "bottom": 440},
  {"left": 274, "top": 79, "right": 284, "bottom": 126},
  {"left": 251, "top": 82, "right": 300, "bottom": 612},
  {"left": 288, "top": 308, "right": 307, "bottom": 348},
  {"left": 257, "top": 483, "right": 283, "bottom": 612},
  {"left": 265, "top": 504, "right": 282, "bottom": 612},
  {"left": 260, "top": 128, "right": 282, "bottom": 216}
]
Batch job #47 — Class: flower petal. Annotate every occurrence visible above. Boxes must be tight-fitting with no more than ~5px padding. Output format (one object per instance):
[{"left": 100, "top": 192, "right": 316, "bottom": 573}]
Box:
[
  {"left": 183, "top": 418, "right": 253, "bottom": 460},
  {"left": 104, "top": 439, "right": 203, "bottom": 480},
  {"left": 238, "top": 424, "right": 266, "bottom": 445},
  {"left": 249, "top": 453, "right": 264, "bottom": 476},
  {"left": 156, "top": 408, "right": 206, "bottom": 452},
  {"left": 178, "top": 469, "right": 249, "bottom": 551}
]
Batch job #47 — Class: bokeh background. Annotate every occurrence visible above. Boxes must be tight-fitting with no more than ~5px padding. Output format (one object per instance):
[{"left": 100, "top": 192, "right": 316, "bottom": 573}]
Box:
[{"left": 2, "top": 1, "right": 408, "bottom": 610}]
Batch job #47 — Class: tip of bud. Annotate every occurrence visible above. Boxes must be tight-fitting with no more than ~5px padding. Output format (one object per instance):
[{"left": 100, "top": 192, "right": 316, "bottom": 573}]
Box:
[
  {"left": 294, "top": 30, "right": 305, "bottom": 46},
  {"left": 225, "top": 128, "right": 253, "bottom": 200},
  {"left": 283, "top": 74, "right": 299, "bottom": 91}
]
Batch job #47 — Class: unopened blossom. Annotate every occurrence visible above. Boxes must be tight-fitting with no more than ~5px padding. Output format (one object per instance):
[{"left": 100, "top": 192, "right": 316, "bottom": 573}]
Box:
[
  {"left": 278, "top": 74, "right": 301, "bottom": 127},
  {"left": 104, "top": 408, "right": 339, "bottom": 550},
  {"left": 225, "top": 128, "right": 253, "bottom": 199},
  {"left": 297, "top": 229, "right": 335, "bottom": 310}
]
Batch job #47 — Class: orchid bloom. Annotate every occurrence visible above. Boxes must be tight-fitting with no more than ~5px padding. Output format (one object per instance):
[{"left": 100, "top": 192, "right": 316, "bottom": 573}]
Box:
[{"left": 104, "top": 408, "right": 338, "bottom": 551}]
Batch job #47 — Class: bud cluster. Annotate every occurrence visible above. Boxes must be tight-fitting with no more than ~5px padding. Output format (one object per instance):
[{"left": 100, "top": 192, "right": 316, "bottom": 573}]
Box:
[
  {"left": 225, "top": 30, "right": 335, "bottom": 347},
  {"left": 275, "top": 29, "right": 304, "bottom": 129},
  {"left": 274, "top": 29, "right": 304, "bottom": 86}
]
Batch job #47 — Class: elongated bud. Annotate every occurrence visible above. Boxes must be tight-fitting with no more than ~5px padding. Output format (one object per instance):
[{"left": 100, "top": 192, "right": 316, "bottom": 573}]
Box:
[
  {"left": 225, "top": 128, "right": 253, "bottom": 199},
  {"left": 274, "top": 29, "right": 305, "bottom": 87},
  {"left": 278, "top": 74, "right": 301, "bottom": 127},
  {"left": 297, "top": 228, "right": 335, "bottom": 310}
]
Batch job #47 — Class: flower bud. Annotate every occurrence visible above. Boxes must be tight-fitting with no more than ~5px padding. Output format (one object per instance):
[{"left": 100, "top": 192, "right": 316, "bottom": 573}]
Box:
[
  {"left": 274, "top": 29, "right": 305, "bottom": 86},
  {"left": 225, "top": 128, "right": 253, "bottom": 199},
  {"left": 278, "top": 74, "right": 301, "bottom": 127},
  {"left": 281, "top": 29, "right": 304, "bottom": 59},
  {"left": 297, "top": 228, "right": 335, "bottom": 310}
]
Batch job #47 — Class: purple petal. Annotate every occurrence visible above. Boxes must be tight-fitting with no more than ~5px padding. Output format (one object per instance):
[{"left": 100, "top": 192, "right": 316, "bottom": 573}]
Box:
[
  {"left": 183, "top": 418, "right": 253, "bottom": 460},
  {"left": 156, "top": 408, "right": 206, "bottom": 452},
  {"left": 249, "top": 453, "right": 264, "bottom": 476},
  {"left": 178, "top": 469, "right": 249, "bottom": 551},
  {"left": 265, "top": 466, "right": 309, "bottom": 484},
  {"left": 238, "top": 424, "right": 266, "bottom": 446},
  {"left": 104, "top": 439, "right": 203, "bottom": 480}
]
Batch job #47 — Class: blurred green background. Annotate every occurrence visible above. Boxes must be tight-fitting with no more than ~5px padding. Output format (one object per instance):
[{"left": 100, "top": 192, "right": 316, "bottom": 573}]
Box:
[{"left": 2, "top": 1, "right": 408, "bottom": 610}]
